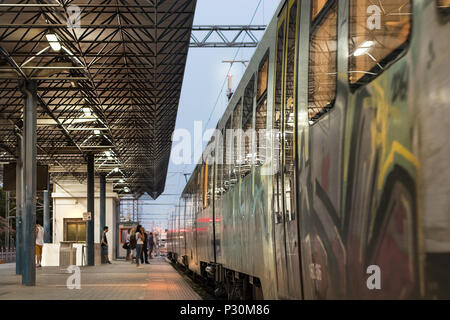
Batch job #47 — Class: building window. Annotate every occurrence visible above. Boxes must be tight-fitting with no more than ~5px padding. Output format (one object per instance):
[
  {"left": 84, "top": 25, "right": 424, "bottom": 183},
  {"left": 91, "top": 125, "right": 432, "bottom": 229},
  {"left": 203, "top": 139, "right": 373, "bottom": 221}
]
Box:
[
  {"left": 64, "top": 218, "right": 86, "bottom": 243},
  {"left": 308, "top": 0, "right": 338, "bottom": 122},
  {"left": 349, "top": 0, "right": 412, "bottom": 86}
]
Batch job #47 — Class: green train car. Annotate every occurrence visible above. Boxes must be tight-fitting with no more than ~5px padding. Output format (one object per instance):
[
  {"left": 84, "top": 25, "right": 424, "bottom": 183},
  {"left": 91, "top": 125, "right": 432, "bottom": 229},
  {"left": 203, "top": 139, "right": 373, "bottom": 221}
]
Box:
[{"left": 168, "top": 0, "right": 450, "bottom": 299}]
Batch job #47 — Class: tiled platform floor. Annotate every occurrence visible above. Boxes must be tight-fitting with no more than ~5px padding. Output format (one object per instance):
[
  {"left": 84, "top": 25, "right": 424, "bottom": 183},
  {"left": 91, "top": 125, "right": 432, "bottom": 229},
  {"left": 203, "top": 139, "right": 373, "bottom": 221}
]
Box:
[{"left": 0, "top": 257, "right": 201, "bottom": 300}]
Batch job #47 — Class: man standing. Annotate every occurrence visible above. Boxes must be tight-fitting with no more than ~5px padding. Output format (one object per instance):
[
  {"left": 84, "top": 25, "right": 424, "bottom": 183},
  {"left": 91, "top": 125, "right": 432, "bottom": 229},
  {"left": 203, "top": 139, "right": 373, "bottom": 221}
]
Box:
[
  {"left": 140, "top": 228, "right": 149, "bottom": 264},
  {"left": 35, "top": 222, "right": 45, "bottom": 267},
  {"left": 148, "top": 232, "right": 155, "bottom": 259},
  {"left": 101, "top": 226, "right": 111, "bottom": 264}
]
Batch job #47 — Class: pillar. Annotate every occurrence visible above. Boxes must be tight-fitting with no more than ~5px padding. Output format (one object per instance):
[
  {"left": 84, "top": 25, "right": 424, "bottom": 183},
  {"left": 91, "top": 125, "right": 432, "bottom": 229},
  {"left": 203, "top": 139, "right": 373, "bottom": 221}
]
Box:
[
  {"left": 86, "top": 153, "right": 95, "bottom": 266},
  {"left": 15, "top": 135, "right": 23, "bottom": 275},
  {"left": 20, "top": 79, "right": 37, "bottom": 286},
  {"left": 99, "top": 173, "right": 106, "bottom": 263}
]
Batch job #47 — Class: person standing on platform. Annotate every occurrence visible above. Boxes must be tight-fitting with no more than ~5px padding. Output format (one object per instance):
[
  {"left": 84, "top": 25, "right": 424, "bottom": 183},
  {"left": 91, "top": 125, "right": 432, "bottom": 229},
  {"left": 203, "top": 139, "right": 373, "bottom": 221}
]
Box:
[
  {"left": 129, "top": 228, "right": 137, "bottom": 263},
  {"left": 140, "top": 228, "right": 149, "bottom": 264},
  {"left": 35, "top": 222, "right": 45, "bottom": 268},
  {"left": 148, "top": 232, "right": 155, "bottom": 259},
  {"left": 125, "top": 229, "right": 131, "bottom": 260},
  {"left": 101, "top": 226, "right": 111, "bottom": 264},
  {"left": 135, "top": 225, "right": 145, "bottom": 268}
]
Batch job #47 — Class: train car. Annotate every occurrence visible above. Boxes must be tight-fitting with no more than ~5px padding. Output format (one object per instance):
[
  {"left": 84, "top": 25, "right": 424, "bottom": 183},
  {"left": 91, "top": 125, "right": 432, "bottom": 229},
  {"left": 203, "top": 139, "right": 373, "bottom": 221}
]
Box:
[{"left": 168, "top": 0, "right": 450, "bottom": 300}]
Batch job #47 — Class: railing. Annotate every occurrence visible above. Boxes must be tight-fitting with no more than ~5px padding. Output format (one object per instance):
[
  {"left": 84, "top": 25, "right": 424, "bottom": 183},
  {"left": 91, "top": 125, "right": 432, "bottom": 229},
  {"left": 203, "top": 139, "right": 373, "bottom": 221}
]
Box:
[{"left": 0, "top": 247, "right": 16, "bottom": 263}]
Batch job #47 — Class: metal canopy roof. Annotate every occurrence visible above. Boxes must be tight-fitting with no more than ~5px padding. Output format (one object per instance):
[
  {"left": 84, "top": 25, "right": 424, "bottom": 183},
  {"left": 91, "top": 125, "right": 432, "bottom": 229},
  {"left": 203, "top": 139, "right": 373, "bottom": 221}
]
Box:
[{"left": 0, "top": 0, "right": 197, "bottom": 199}]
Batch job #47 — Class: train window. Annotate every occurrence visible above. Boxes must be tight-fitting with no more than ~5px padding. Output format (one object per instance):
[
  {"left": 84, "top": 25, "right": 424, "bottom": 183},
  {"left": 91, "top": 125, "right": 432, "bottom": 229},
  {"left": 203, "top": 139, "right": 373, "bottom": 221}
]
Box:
[
  {"left": 312, "top": 0, "right": 328, "bottom": 20},
  {"left": 349, "top": 0, "right": 412, "bottom": 86},
  {"left": 215, "top": 128, "right": 224, "bottom": 198},
  {"left": 203, "top": 162, "right": 211, "bottom": 209},
  {"left": 273, "top": 12, "right": 286, "bottom": 225},
  {"left": 223, "top": 117, "right": 231, "bottom": 192},
  {"left": 230, "top": 100, "right": 242, "bottom": 188},
  {"left": 274, "top": 17, "right": 285, "bottom": 170},
  {"left": 196, "top": 168, "right": 202, "bottom": 212},
  {"left": 256, "top": 53, "right": 269, "bottom": 167},
  {"left": 437, "top": 0, "right": 450, "bottom": 14},
  {"left": 257, "top": 54, "right": 269, "bottom": 100},
  {"left": 284, "top": 0, "right": 298, "bottom": 222},
  {"left": 241, "top": 76, "right": 255, "bottom": 178},
  {"left": 255, "top": 98, "right": 267, "bottom": 166},
  {"left": 308, "top": 0, "right": 337, "bottom": 122}
]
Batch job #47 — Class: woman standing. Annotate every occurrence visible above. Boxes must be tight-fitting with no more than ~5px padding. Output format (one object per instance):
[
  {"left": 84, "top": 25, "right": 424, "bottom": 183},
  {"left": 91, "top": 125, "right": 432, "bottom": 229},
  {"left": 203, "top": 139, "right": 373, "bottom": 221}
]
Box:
[
  {"left": 129, "top": 228, "right": 137, "bottom": 263},
  {"left": 135, "top": 225, "right": 145, "bottom": 268}
]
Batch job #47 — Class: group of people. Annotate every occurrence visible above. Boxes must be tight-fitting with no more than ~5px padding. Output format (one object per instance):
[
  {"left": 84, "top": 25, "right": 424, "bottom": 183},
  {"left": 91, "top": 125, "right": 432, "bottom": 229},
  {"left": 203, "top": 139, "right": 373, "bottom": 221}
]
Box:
[{"left": 124, "top": 225, "right": 156, "bottom": 268}]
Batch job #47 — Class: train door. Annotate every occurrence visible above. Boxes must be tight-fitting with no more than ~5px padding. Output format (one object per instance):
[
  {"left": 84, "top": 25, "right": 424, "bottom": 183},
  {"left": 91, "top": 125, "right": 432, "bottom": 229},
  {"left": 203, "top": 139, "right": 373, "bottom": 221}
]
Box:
[
  {"left": 281, "top": 0, "right": 302, "bottom": 299},
  {"left": 273, "top": 4, "right": 288, "bottom": 298},
  {"left": 273, "top": 0, "right": 302, "bottom": 299}
]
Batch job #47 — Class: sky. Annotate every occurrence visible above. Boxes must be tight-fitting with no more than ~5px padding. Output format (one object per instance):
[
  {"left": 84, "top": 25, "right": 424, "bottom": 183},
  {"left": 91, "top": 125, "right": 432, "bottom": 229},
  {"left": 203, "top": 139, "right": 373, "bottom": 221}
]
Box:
[{"left": 138, "top": 0, "right": 281, "bottom": 231}]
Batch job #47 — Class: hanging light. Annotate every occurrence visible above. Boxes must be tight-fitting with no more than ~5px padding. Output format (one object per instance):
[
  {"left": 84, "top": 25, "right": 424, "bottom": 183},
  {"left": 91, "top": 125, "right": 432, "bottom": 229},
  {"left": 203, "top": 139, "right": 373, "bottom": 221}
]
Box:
[
  {"left": 114, "top": 167, "right": 119, "bottom": 173},
  {"left": 124, "top": 187, "right": 130, "bottom": 193},
  {"left": 93, "top": 129, "right": 101, "bottom": 135},
  {"left": 46, "top": 34, "right": 61, "bottom": 52},
  {"left": 82, "top": 107, "right": 92, "bottom": 117}
]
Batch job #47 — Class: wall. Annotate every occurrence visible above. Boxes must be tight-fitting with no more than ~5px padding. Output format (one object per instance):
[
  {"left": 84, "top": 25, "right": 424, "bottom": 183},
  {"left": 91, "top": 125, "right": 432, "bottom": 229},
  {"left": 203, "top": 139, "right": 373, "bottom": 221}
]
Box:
[{"left": 51, "top": 179, "right": 119, "bottom": 262}]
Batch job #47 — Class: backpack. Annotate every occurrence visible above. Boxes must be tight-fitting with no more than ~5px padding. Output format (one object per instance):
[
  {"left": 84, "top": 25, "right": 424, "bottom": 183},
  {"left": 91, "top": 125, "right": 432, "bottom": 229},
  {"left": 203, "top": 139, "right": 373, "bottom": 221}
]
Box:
[{"left": 129, "top": 234, "right": 137, "bottom": 249}]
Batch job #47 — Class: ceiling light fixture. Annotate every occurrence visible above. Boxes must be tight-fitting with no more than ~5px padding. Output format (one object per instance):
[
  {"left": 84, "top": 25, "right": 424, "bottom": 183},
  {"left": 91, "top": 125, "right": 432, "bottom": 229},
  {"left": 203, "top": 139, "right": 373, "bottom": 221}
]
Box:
[
  {"left": 46, "top": 33, "right": 61, "bottom": 52},
  {"left": 82, "top": 107, "right": 91, "bottom": 117}
]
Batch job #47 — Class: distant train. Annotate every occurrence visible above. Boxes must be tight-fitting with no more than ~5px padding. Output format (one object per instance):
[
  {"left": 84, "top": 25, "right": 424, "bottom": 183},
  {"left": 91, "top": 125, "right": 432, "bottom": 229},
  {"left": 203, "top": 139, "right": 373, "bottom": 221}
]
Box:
[{"left": 168, "top": 0, "right": 450, "bottom": 299}]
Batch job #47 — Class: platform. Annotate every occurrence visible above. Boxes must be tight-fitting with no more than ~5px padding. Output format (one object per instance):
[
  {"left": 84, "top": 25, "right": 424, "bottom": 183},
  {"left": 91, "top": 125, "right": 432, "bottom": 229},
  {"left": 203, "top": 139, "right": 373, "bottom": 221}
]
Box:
[{"left": 0, "top": 257, "right": 201, "bottom": 300}]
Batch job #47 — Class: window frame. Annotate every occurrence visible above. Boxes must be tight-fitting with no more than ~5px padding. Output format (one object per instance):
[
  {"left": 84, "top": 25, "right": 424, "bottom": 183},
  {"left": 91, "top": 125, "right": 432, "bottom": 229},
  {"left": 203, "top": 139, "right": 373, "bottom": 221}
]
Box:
[
  {"left": 257, "top": 51, "right": 270, "bottom": 104},
  {"left": 437, "top": 0, "right": 450, "bottom": 20},
  {"left": 308, "top": 0, "right": 338, "bottom": 124},
  {"left": 63, "top": 218, "right": 87, "bottom": 243},
  {"left": 348, "top": 0, "right": 413, "bottom": 90}
]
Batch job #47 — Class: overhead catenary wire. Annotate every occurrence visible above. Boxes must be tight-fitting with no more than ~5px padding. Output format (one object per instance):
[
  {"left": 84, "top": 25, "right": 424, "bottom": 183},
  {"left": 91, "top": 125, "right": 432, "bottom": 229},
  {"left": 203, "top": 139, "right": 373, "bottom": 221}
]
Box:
[{"left": 204, "top": 0, "right": 264, "bottom": 130}]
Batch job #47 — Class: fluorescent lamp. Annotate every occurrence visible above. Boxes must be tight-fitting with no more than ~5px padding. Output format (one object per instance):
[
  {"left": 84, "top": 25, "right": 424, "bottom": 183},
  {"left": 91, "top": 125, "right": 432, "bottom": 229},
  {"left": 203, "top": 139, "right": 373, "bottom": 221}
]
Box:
[
  {"left": 82, "top": 107, "right": 91, "bottom": 117},
  {"left": 94, "top": 129, "right": 101, "bottom": 135},
  {"left": 353, "top": 41, "right": 375, "bottom": 57},
  {"left": 46, "top": 34, "right": 61, "bottom": 52}
]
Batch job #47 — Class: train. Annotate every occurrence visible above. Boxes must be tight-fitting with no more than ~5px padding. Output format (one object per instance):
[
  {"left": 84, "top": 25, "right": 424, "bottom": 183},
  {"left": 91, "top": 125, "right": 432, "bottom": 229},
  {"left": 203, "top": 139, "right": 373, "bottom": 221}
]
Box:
[{"left": 168, "top": 0, "right": 450, "bottom": 299}]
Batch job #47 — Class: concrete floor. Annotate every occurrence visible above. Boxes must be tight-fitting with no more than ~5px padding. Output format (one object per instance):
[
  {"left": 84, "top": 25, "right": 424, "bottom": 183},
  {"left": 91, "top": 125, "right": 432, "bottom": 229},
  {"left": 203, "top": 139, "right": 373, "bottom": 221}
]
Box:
[{"left": 0, "top": 257, "right": 201, "bottom": 300}]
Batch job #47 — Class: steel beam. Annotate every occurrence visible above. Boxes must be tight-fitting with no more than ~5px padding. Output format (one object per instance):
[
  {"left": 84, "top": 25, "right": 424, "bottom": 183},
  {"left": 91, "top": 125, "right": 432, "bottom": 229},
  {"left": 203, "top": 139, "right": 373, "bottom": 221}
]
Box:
[
  {"left": 20, "top": 79, "right": 37, "bottom": 286},
  {"left": 87, "top": 153, "right": 95, "bottom": 266},
  {"left": 99, "top": 173, "right": 106, "bottom": 264}
]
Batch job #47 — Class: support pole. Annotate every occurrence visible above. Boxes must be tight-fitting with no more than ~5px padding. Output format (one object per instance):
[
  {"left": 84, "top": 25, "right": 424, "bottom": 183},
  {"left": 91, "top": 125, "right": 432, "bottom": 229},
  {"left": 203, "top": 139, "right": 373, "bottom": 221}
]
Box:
[
  {"left": 43, "top": 190, "right": 50, "bottom": 243},
  {"left": 86, "top": 153, "right": 95, "bottom": 266},
  {"left": 5, "top": 192, "right": 10, "bottom": 251},
  {"left": 20, "top": 79, "right": 37, "bottom": 286},
  {"left": 99, "top": 173, "right": 106, "bottom": 263},
  {"left": 15, "top": 134, "right": 23, "bottom": 275}
]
